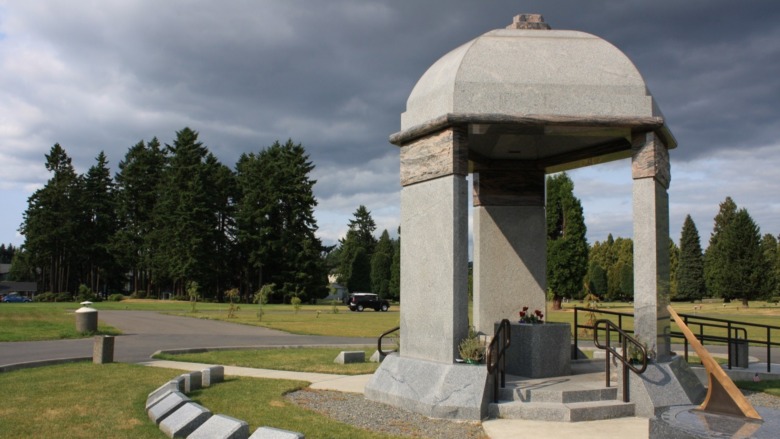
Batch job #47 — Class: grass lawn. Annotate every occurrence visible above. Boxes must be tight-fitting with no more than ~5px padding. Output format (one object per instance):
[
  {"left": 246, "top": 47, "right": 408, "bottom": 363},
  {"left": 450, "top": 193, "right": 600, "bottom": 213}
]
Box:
[
  {"left": 0, "top": 303, "right": 121, "bottom": 342},
  {"left": 0, "top": 362, "right": 404, "bottom": 439},
  {"left": 154, "top": 347, "right": 380, "bottom": 375}
]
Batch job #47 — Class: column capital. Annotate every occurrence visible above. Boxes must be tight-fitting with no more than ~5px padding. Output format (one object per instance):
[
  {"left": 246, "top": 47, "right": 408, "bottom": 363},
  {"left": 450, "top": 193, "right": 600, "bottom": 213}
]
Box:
[
  {"left": 472, "top": 164, "right": 544, "bottom": 207},
  {"left": 631, "top": 132, "right": 671, "bottom": 189},
  {"left": 400, "top": 127, "right": 468, "bottom": 187}
]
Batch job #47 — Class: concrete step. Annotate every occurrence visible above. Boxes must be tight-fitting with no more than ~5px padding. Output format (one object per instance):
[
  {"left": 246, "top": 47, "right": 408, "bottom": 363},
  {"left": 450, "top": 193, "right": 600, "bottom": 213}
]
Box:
[
  {"left": 499, "top": 385, "right": 618, "bottom": 403},
  {"left": 488, "top": 399, "right": 635, "bottom": 422}
]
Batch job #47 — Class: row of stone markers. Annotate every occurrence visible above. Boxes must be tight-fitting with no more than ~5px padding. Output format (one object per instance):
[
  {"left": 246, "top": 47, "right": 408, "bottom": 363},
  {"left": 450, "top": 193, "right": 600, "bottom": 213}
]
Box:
[{"left": 146, "top": 366, "right": 305, "bottom": 439}]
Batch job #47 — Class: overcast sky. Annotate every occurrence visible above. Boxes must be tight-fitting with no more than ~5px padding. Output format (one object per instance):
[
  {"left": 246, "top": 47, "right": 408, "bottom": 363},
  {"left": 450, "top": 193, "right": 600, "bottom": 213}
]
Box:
[{"left": 1, "top": 1, "right": 779, "bottom": 251}]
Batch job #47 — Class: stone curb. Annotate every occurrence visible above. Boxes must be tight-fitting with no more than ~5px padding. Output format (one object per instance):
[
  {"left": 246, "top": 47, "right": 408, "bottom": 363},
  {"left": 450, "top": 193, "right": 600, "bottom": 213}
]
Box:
[
  {"left": 151, "top": 343, "right": 373, "bottom": 357},
  {"left": 0, "top": 356, "right": 92, "bottom": 373},
  {"left": 147, "top": 367, "right": 306, "bottom": 439}
]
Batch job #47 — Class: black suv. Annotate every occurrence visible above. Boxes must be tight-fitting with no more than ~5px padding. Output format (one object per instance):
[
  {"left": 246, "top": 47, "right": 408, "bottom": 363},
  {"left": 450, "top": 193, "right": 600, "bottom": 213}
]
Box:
[{"left": 347, "top": 293, "right": 390, "bottom": 312}]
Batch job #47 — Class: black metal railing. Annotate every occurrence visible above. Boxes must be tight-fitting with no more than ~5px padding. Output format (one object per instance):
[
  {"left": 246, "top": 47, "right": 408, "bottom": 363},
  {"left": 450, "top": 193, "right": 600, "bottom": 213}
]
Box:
[
  {"left": 593, "top": 319, "right": 648, "bottom": 402},
  {"left": 378, "top": 325, "right": 400, "bottom": 357},
  {"left": 573, "top": 306, "right": 780, "bottom": 373},
  {"left": 486, "top": 319, "right": 511, "bottom": 403}
]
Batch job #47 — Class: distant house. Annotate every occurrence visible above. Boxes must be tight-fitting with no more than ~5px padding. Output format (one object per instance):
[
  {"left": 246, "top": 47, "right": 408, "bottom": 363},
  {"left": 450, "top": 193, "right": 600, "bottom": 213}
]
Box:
[
  {"left": 0, "top": 264, "right": 10, "bottom": 281},
  {"left": 0, "top": 281, "right": 38, "bottom": 300},
  {"left": 324, "top": 282, "right": 349, "bottom": 303}
]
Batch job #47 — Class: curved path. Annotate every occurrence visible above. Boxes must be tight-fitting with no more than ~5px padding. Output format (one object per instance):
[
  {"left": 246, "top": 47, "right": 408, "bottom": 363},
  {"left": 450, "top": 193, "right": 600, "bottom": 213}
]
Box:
[{"left": 0, "top": 310, "right": 374, "bottom": 366}]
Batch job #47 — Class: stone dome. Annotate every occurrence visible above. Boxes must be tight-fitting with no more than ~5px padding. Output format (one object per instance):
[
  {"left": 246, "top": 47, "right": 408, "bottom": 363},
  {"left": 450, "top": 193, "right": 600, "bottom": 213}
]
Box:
[{"left": 401, "top": 27, "right": 662, "bottom": 131}]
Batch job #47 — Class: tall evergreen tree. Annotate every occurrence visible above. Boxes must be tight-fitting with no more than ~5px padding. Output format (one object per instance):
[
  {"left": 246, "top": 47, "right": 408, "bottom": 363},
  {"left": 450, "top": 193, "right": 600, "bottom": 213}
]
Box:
[
  {"left": 546, "top": 173, "right": 588, "bottom": 308},
  {"left": 759, "top": 234, "right": 778, "bottom": 299},
  {"left": 81, "top": 151, "right": 119, "bottom": 294},
  {"left": 370, "top": 230, "right": 393, "bottom": 298},
  {"left": 704, "top": 197, "right": 738, "bottom": 298},
  {"left": 677, "top": 215, "right": 706, "bottom": 301},
  {"left": 669, "top": 238, "right": 680, "bottom": 299},
  {"left": 20, "top": 144, "right": 83, "bottom": 293},
  {"left": 721, "top": 209, "right": 763, "bottom": 305},
  {"left": 388, "top": 229, "right": 401, "bottom": 301},
  {"left": 235, "top": 139, "right": 324, "bottom": 302},
  {"left": 338, "top": 205, "right": 377, "bottom": 290},
  {"left": 112, "top": 138, "right": 166, "bottom": 295}
]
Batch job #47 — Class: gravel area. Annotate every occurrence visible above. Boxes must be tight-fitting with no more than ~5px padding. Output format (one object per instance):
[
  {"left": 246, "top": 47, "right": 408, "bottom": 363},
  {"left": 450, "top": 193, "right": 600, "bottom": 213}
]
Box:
[
  {"left": 286, "top": 387, "right": 780, "bottom": 438},
  {"left": 286, "top": 389, "right": 487, "bottom": 439},
  {"left": 743, "top": 389, "right": 780, "bottom": 410}
]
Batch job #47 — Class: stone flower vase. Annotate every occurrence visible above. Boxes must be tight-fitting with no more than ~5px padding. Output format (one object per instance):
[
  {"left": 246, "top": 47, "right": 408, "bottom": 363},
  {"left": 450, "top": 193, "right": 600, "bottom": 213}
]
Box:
[{"left": 496, "top": 321, "right": 572, "bottom": 378}]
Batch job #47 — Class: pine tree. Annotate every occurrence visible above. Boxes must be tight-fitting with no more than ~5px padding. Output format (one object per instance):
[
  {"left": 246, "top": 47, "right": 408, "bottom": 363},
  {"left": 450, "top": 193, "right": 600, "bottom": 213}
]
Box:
[
  {"left": 721, "top": 209, "right": 763, "bottom": 305},
  {"left": 113, "top": 138, "right": 165, "bottom": 295},
  {"left": 759, "top": 234, "right": 778, "bottom": 299},
  {"left": 546, "top": 173, "right": 588, "bottom": 308},
  {"left": 388, "top": 230, "right": 401, "bottom": 301},
  {"left": 21, "top": 144, "right": 82, "bottom": 293},
  {"left": 677, "top": 215, "right": 706, "bottom": 301},
  {"left": 235, "top": 139, "right": 324, "bottom": 302},
  {"left": 82, "top": 151, "right": 119, "bottom": 294},
  {"left": 338, "top": 206, "right": 378, "bottom": 291},
  {"left": 370, "top": 230, "right": 393, "bottom": 298},
  {"left": 669, "top": 238, "right": 680, "bottom": 298},
  {"left": 704, "top": 197, "right": 738, "bottom": 298}
]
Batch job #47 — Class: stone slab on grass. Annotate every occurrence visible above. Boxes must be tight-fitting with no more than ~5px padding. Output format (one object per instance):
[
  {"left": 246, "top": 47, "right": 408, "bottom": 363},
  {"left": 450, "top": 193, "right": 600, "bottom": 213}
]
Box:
[
  {"left": 334, "top": 351, "right": 365, "bottom": 364},
  {"left": 186, "top": 414, "right": 249, "bottom": 439},
  {"left": 249, "top": 426, "right": 305, "bottom": 439},
  {"left": 182, "top": 371, "right": 203, "bottom": 392},
  {"left": 148, "top": 391, "right": 191, "bottom": 425},
  {"left": 202, "top": 366, "right": 224, "bottom": 387},
  {"left": 369, "top": 350, "right": 386, "bottom": 363},
  {"left": 159, "top": 402, "right": 211, "bottom": 438},
  {"left": 147, "top": 380, "right": 183, "bottom": 410}
]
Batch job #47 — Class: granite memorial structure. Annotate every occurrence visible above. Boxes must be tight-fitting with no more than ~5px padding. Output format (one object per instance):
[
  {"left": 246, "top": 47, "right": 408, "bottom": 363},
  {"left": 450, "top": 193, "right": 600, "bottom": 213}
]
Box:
[{"left": 365, "top": 14, "right": 691, "bottom": 420}]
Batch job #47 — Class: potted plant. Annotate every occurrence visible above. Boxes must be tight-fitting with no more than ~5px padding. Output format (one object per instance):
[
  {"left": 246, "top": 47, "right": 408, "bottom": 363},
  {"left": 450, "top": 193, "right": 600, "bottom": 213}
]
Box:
[
  {"left": 518, "top": 306, "right": 544, "bottom": 324},
  {"left": 458, "top": 327, "right": 485, "bottom": 364}
]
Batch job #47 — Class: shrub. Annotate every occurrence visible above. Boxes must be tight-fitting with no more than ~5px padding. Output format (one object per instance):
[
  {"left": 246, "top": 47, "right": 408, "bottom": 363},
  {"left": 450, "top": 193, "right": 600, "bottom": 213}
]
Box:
[
  {"left": 56, "top": 292, "right": 73, "bottom": 302},
  {"left": 33, "top": 292, "right": 57, "bottom": 302},
  {"left": 108, "top": 294, "right": 125, "bottom": 302}
]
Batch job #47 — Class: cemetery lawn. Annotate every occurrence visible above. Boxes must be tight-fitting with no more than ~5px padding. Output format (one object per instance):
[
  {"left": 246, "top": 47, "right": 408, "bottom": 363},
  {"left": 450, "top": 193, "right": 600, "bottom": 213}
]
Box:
[
  {"left": 154, "top": 347, "right": 380, "bottom": 375},
  {"left": 0, "top": 362, "right": 404, "bottom": 439},
  {"left": 0, "top": 303, "right": 121, "bottom": 342}
]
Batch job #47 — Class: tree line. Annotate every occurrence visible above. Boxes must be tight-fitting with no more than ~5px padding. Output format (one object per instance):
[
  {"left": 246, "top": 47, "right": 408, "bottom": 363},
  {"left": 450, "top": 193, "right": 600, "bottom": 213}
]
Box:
[
  {"left": 11, "top": 127, "right": 391, "bottom": 303},
  {"left": 548, "top": 174, "right": 780, "bottom": 306}
]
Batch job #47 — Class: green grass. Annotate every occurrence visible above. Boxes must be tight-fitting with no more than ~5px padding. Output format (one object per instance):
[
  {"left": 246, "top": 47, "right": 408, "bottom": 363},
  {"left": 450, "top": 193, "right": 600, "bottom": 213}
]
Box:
[
  {"left": 546, "top": 301, "right": 780, "bottom": 344},
  {"left": 734, "top": 379, "right": 780, "bottom": 398},
  {"left": 154, "top": 347, "right": 380, "bottom": 375},
  {"left": 0, "top": 303, "right": 121, "bottom": 341},
  {"left": 0, "top": 362, "right": 403, "bottom": 439}
]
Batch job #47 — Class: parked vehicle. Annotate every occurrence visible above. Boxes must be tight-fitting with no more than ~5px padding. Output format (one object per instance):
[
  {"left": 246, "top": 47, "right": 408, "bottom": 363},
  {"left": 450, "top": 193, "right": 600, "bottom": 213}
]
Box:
[
  {"left": 347, "top": 293, "right": 390, "bottom": 312},
  {"left": 2, "top": 292, "right": 32, "bottom": 303}
]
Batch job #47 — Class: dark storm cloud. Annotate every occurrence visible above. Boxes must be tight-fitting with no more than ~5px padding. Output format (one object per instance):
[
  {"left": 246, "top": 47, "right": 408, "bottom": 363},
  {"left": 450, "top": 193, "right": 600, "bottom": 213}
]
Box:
[{"left": 1, "top": 1, "right": 779, "bottom": 245}]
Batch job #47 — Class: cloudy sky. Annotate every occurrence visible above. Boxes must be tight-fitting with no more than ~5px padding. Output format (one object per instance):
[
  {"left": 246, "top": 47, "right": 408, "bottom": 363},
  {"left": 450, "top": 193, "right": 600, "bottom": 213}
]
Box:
[{"left": 1, "top": 1, "right": 779, "bottom": 251}]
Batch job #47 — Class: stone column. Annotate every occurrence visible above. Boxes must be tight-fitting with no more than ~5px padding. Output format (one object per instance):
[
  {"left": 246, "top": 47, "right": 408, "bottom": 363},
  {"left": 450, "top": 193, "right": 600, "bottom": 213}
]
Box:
[
  {"left": 399, "top": 127, "right": 469, "bottom": 363},
  {"left": 632, "top": 131, "right": 672, "bottom": 362},
  {"left": 473, "top": 163, "right": 546, "bottom": 336}
]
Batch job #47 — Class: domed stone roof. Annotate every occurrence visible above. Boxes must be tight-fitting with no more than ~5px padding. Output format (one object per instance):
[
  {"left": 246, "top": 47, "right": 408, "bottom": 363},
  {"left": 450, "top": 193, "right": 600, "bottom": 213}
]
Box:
[
  {"left": 401, "top": 22, "right": 661, "bottom": 131},
  {"left": 393, "top": 15, "right": 674, "bottom": 170}
]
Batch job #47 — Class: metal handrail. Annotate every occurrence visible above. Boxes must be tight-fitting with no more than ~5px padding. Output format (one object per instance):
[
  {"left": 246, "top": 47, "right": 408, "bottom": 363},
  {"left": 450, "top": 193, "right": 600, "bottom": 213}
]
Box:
[
  {"left": 573, "top": 306, "right": 780, "bottom": 373},
  {"left": 378, "top": 325, "right": 400, "bottom": 357},
  {"left": 486, "top": 319, "right": 511, "bottom": 403},
  {"left": 593, "top": 319, "right": 648, "bottom": 403}
]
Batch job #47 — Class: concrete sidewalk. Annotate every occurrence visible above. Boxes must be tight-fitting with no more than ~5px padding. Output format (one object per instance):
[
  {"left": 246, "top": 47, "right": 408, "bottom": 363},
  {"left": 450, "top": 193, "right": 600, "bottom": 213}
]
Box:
[{"left": 143, "top": 360, "right": 650, "bottom": 439}]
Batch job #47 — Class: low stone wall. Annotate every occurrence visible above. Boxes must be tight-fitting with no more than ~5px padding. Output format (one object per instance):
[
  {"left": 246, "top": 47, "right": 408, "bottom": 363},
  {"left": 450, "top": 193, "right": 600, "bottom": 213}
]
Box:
[{"left": 146, "top": 365, "right": 305, "bottom": 438}]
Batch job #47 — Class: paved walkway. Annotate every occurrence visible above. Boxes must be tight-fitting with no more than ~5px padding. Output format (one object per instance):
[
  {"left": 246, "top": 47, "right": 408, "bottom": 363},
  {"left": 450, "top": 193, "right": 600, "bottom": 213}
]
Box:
[{"left": 0, "top": 310, "right": 373, "bottom": 366}]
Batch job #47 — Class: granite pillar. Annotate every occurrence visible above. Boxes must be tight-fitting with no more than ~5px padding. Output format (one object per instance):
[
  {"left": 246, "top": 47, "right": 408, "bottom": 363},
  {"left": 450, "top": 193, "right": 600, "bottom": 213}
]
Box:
[
  {"left": 632, "top": 131, "right": 672, "bottom": 362},
  {"left": 473, "top": 165, "right": 546, "bottom": 336},
  {"left": 398, "top": 127, "right": 469, "bottom": 363}
]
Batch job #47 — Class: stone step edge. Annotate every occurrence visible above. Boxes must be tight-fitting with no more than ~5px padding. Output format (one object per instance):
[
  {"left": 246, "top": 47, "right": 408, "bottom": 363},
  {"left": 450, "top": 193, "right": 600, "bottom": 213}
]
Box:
[
  {"left": 488, "top": 399, "right": 636, "bottom": 422},
  {"left": 499, "top": 386, "right": 619, "bottom": 403}
]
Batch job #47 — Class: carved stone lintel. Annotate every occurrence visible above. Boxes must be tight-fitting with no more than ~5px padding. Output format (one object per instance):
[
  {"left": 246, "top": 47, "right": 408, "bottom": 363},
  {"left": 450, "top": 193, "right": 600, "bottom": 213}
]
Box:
[
  {"left": 473, "top": 164, "right": 544, "bottom": 207},
  {"left": 631, "top": 132, "right": 671, "bottom": 189},
  {"left": 400, "top": 127, "right": 468, "bottom": 187}
]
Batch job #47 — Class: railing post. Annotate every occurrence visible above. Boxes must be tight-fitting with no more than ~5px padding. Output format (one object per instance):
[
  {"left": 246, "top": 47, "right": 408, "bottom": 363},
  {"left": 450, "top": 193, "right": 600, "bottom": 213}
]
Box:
[
  {"left": 573, "top": 308, "right": 579, "bottom": 359},
  {"left": 727, "top": 321, "right": 733, "bottom": 370},
  {"left": 683, "top": 315, "right": 689, "bottom": 362},
  {"left": 768, "top": 327, "right": 772, "bottom": 373},
  {"left": 605, "top": 324, "right": 611, "bottom": 388},
  {"left": 622, "top": 335, "right": 629, "bottom": 403}
]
